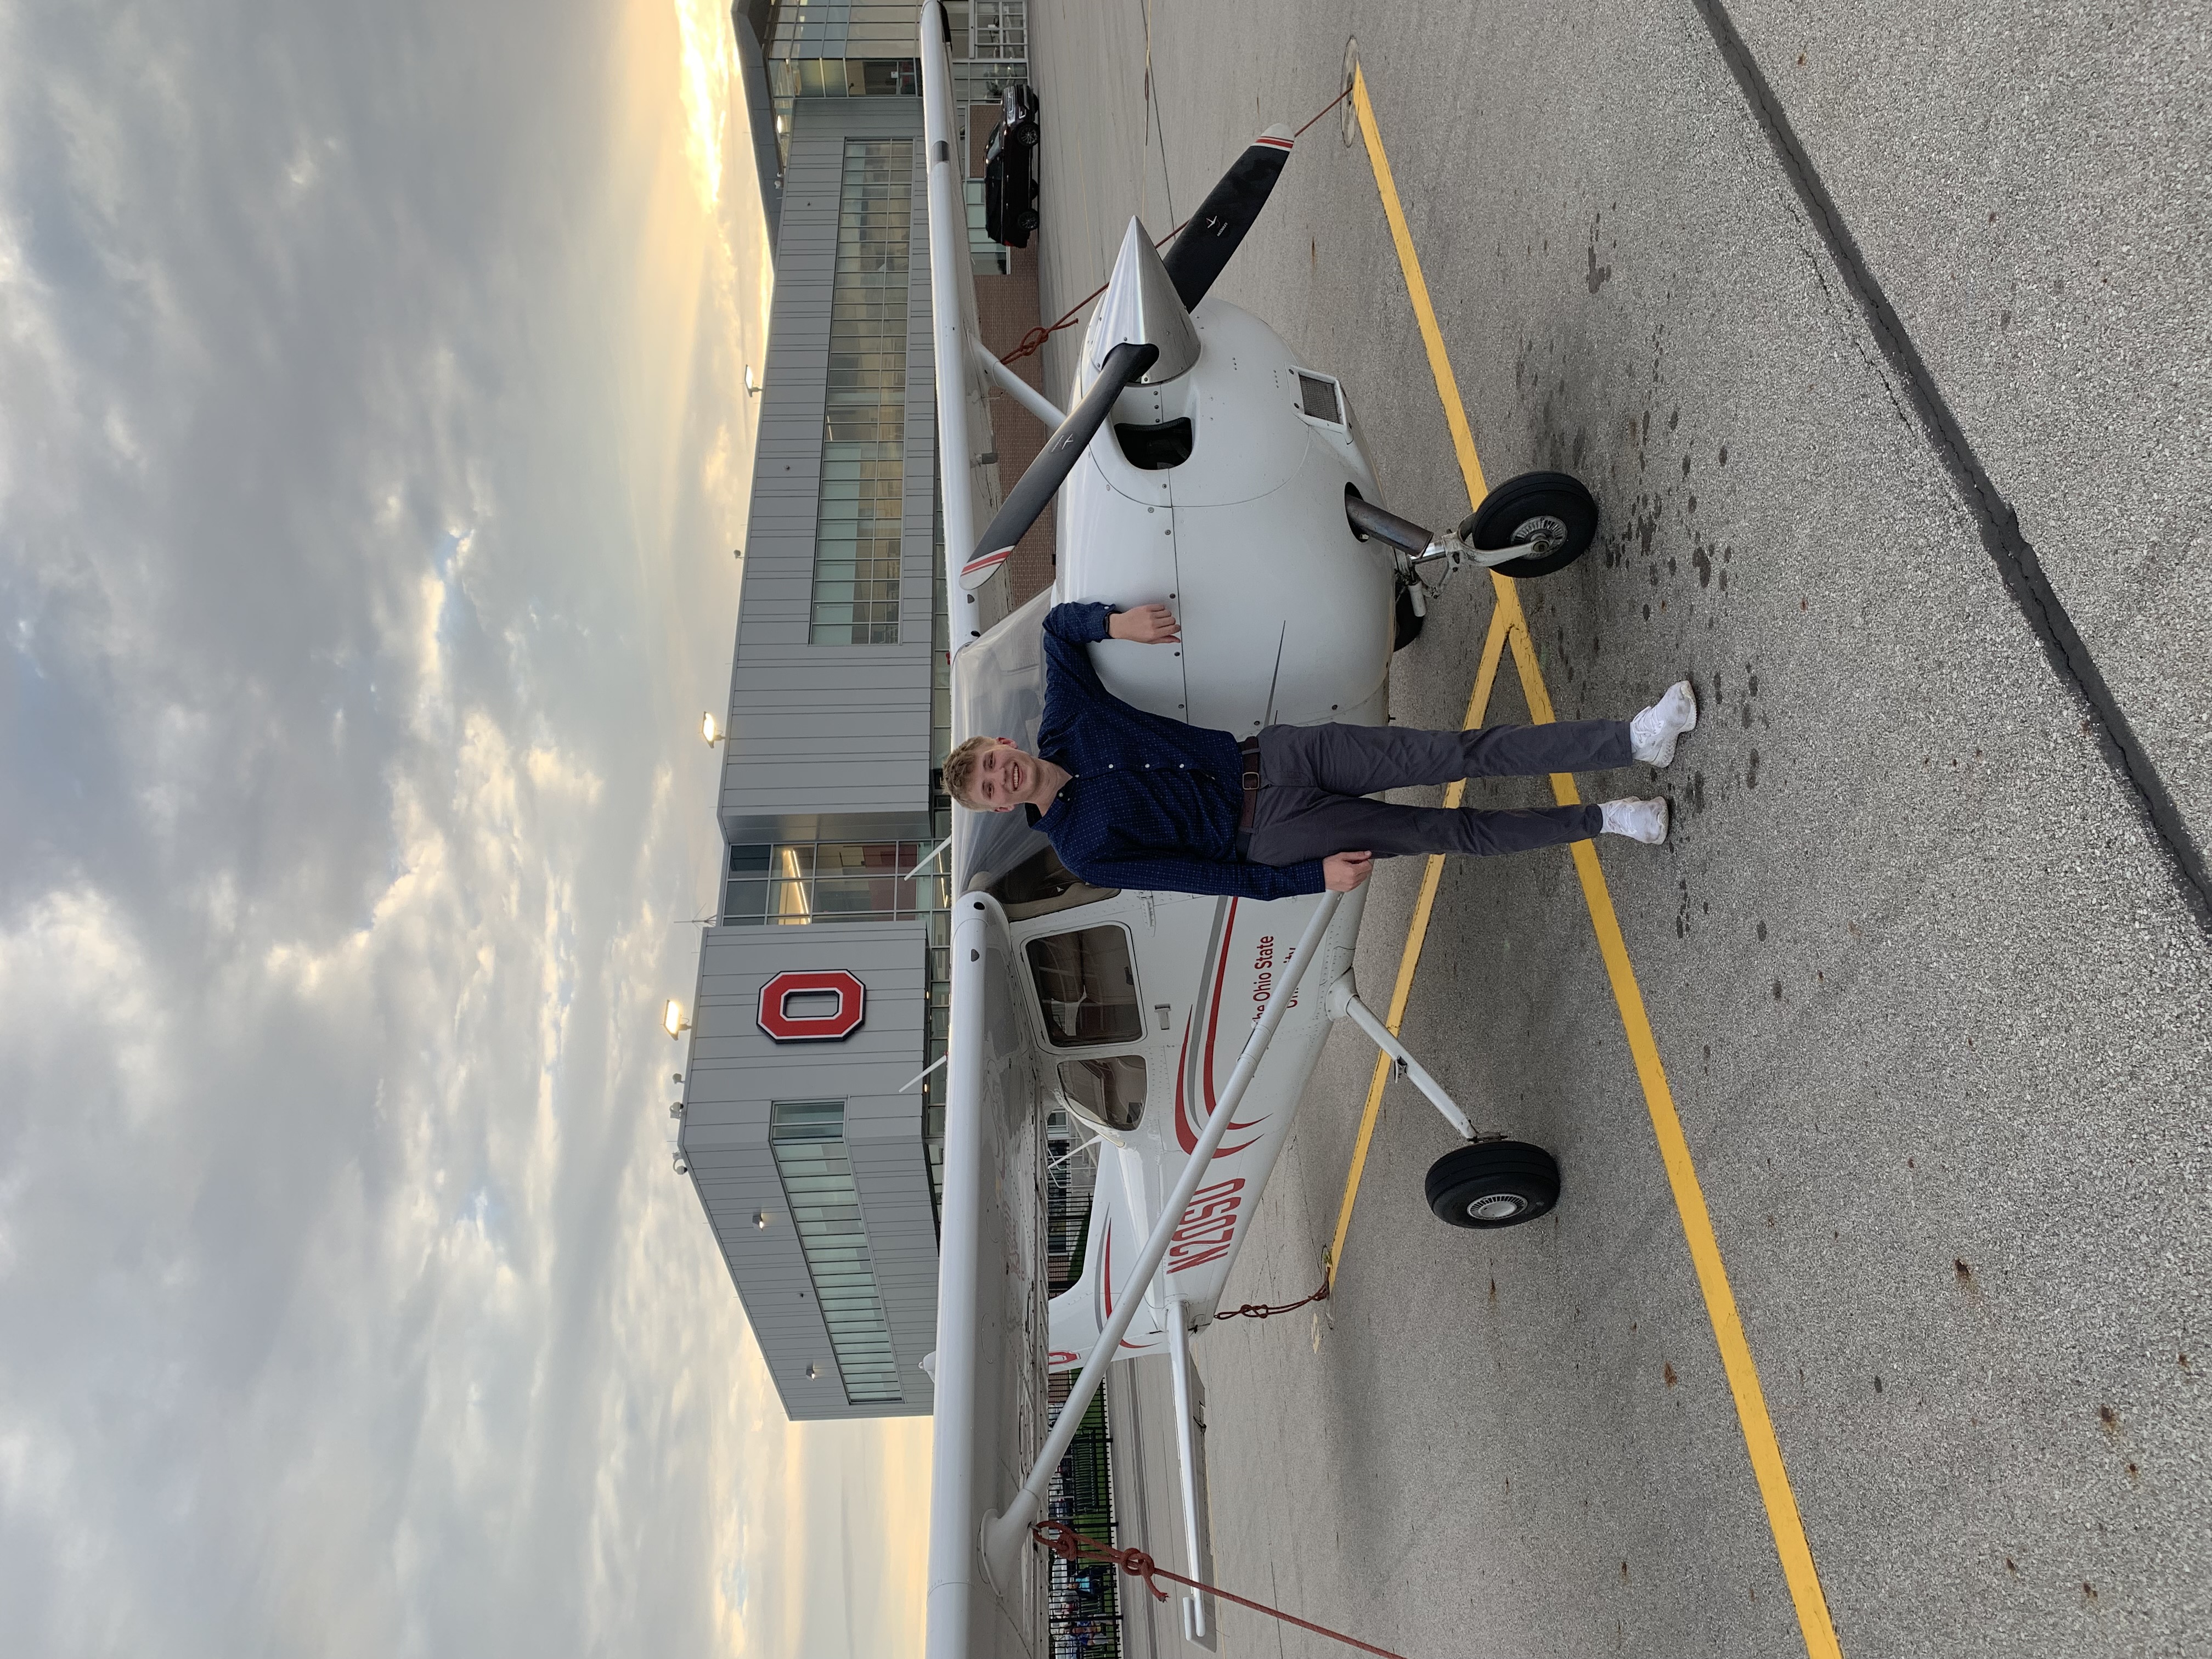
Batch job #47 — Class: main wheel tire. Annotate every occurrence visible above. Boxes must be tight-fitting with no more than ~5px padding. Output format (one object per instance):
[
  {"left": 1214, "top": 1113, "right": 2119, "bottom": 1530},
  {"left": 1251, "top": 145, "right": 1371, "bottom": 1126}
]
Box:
[
  {"left": 1462, "top": 471, "right": 1598, "bottom": 578},
  {"left": 1392, "top": 585, "right": 1425, "bottom": 651},
  {"left": 1425, "top": 1140, "right": 1560, "bottom": 1229}
]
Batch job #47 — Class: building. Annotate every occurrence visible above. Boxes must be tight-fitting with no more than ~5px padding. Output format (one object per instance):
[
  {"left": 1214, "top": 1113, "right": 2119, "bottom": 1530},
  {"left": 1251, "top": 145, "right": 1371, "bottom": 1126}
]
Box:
[{"left": 676, "top": 1, "right": 1053, "bottom": 1421}]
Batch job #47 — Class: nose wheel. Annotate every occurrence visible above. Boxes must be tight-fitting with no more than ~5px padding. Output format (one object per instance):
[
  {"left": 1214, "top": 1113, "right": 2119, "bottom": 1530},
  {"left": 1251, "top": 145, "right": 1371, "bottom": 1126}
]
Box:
[
  {"left": 1349, "top": 472, "right": 1600, "bottom": 640},
  {"left": 1424, "top": 1140, "right": 1561, "bottom": 1229},
  {"left": 1459, "top": 471, "right": 1598, "bottom": 578}
]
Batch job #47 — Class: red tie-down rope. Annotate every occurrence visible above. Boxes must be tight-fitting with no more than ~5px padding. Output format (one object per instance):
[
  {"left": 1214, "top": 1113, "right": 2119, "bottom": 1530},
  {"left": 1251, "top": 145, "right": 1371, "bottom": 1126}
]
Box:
[
  {"left": 997, "top": 85, "right": 1354, "bottom": 366},
  {"left": 1215, "top": 1267, "right": 1329, "bottom": 1322},
  {"left": 1033, "top": 1517, "right": 1414, "bottom": 1659}
]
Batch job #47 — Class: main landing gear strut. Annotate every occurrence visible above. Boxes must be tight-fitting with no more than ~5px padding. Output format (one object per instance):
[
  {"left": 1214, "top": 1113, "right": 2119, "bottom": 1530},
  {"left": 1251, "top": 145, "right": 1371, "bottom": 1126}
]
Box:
[{"left": 1322, "top": 972, "right": 1561, "bottom": 1229}]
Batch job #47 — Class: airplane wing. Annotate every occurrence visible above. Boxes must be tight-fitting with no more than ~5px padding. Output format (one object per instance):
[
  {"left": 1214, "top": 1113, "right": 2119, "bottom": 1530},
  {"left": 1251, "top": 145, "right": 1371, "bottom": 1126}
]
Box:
[
  {"left": 921, "top": 8, "right": 1049, "bottom": 1657},
  {"left": 928, "top": 884, "right": 1051, "bottom": 1659},
  {"left": 921, "top": 0, "right": 1012, "bottom": 647}
]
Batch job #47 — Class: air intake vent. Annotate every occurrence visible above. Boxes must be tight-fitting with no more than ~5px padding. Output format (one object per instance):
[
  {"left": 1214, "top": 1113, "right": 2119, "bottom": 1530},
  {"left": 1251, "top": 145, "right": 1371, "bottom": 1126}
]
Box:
[
  {"left": 1296, "top": 371, "right": 1343, "bottom": 425},
  {"left": 1114, "top": 417, "right": 1193, "bottom": 471}
]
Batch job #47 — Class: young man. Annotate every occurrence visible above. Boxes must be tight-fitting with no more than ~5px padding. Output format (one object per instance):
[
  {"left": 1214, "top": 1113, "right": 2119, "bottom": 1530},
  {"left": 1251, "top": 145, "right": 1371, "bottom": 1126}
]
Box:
[{"left": 943, "top": 600, "right": 1695, "bottom": 899}]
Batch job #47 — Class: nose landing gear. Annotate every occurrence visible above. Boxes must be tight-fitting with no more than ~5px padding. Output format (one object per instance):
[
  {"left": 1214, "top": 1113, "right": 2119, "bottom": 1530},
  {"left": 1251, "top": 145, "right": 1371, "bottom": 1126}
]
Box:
[{"left": 1348, "top": 472, "right": 1600, "bottom": 651}]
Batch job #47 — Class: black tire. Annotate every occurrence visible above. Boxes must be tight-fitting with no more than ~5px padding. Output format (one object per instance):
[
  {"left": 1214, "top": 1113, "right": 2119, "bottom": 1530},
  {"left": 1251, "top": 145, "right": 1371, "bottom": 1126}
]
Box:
[
  {"left": 1425, "top": 1140, "right": 1560, "bottom": 1229},
  {"left": 1462, "top": 470, "right": 1598, "bottom": 578},
  {"left": 1392, "top": 584, "right": 1425, "bottom": 651},
  {"left": 1019, "top": 123, "right": 1041, "bottom": 148},
  {"left": 1019, "top": 208, "right": 1041, "bottom": 233}
]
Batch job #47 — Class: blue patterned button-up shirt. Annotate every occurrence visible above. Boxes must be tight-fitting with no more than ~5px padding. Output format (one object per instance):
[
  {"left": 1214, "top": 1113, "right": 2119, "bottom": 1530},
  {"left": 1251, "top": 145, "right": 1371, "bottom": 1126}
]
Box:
[{"left": 1028, "top": 603, "right": 1325, "bottom": 899}]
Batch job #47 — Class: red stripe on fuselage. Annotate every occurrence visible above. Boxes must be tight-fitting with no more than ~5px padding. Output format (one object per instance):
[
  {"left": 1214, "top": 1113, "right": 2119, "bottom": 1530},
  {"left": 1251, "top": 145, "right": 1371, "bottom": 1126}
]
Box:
[
  {"left": 1098, "top": 1221, "right": 1157, "bottom": 1352},
  {"left": 1175, "top": 898, "right": 1264, "bottom": 1158}
]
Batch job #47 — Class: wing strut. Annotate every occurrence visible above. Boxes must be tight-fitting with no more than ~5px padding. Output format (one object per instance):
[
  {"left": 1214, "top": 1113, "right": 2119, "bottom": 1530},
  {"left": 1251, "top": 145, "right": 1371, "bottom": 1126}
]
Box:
[
  {"left": 980, "top": 890, "right": 1345, "bottom": 1590},
  {"left": 1166, "top": 1297, "right": 1218, "bottom": 1647}
]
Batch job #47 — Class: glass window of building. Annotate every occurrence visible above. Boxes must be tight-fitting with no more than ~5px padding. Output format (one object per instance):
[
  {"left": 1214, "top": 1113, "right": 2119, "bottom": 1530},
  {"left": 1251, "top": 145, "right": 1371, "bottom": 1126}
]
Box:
[
  {"left": 770, "top": 1099, "right": 903, "bottom": 1405},
  {"left": 808, "top": 138, "right": 915, "bottom": 645},
  {"left": 767, "top": 1, "right": 927, "bottom": 164},
  {"left": 763, "top": 4, "right": 1028, "bottom": 206},
  {"left": 964, "top": 178, "right": 1008, "bottom": 275},
  {"left": 723, "top": 838, "right": 948, "bottom": 927}
]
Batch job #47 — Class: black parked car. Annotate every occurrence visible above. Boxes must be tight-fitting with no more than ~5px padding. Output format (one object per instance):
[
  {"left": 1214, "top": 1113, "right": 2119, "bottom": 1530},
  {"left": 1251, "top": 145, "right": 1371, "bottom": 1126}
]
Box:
[{"left": 983, "top": 82, "right": 1041, "bottom": 246}]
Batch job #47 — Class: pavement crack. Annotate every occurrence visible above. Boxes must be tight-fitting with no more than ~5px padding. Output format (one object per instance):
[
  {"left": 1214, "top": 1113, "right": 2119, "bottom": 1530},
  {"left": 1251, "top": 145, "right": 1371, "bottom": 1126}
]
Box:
[{"left": 1689, "top": 0, "right": 2212, "bottom": 939}]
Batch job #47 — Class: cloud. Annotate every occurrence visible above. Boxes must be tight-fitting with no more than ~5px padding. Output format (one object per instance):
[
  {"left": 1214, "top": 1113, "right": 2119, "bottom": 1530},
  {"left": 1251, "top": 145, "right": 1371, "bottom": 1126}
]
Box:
[{"left": 0, "top": 0, "right": 922, "bottom": 1655}]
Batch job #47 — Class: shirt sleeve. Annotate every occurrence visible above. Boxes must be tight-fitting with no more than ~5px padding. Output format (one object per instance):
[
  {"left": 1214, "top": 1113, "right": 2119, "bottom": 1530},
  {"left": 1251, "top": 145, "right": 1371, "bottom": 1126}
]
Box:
[
  {"left": 1064, "top": 848, "right": 1328, "bottom": 901},
  {"left": 1040, "top": 602, "right": 1115, "bottom": 701}
]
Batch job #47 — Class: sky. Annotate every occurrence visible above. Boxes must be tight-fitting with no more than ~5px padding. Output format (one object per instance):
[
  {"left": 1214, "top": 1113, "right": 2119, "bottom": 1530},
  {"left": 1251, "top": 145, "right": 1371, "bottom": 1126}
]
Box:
[{"left": 0, "top": 1, "right": 929, "bottom": 1654}]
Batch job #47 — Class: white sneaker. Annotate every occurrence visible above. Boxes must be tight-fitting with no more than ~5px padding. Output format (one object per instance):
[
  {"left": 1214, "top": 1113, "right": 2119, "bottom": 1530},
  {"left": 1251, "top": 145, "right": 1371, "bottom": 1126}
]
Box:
[
  {"left": 1629, "top": 680, "right": 1698, "bottom": 768},
  {"left": 1600, "top": 797, "right": 1669, "bottom": 844}
]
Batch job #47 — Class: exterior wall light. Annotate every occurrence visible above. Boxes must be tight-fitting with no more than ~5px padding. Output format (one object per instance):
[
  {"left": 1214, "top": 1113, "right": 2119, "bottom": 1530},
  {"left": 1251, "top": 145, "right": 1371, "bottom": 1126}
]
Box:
[
  {"left": 663, "top": 999, "right": 690, "bottom": 1039},
  {"left": 702, "top": 712, "right": 726, "bottom": 746},
  {"left": 672, "top": 1153, "right": 690, "bottom": 1175},
  {"left": 745, "top": 365, "right": 762, "bottom": 397},
  {"left": 804, "top": 1364, "right": 819, "bottom": 1380},
  {"left": 668, "top": 1101, "right": 684, "bottom": 1118},
  {"left": 752, "top": 1210, "right": 772, "bottom": 1229}
]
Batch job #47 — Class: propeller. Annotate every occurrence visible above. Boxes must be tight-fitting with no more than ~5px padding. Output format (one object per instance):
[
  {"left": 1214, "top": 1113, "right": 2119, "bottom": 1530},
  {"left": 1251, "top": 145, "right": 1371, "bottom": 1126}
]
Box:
[
  {"left": 956, "top": 127, "right": 1295, "bottom": 592},
  {"left": 960, "top": 338, "right": 1158, "bottom": 589},
  {"left": 1160, "top": 125, "right": 1294, "bottom": 309}
]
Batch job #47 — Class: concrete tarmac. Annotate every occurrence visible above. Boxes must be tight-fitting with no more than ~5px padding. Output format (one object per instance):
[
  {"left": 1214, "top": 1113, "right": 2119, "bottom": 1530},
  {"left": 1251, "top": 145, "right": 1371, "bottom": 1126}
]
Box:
[{"left": 1022, "top": 2, "right": 2212, "bottom": 1655}]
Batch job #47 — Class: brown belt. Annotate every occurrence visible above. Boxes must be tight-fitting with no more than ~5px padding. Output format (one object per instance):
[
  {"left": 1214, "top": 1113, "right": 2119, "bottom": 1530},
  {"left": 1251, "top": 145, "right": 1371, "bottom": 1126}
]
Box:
[{"left": 1237, "top": 736, "right": 1263, "bottom": 832}]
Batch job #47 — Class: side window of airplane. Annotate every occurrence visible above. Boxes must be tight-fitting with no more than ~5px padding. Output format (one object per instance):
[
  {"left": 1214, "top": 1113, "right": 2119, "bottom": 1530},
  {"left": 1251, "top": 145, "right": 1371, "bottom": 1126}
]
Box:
[
  {"left": 991, "top": 844, "right": 1120, "bottom": 922},
  {"left": 1023, "top": 925, "right": 1144, "bottom": 1048},
  {"left": 1058, "top": 1056, "right": 1146, "bottom": 1132}
]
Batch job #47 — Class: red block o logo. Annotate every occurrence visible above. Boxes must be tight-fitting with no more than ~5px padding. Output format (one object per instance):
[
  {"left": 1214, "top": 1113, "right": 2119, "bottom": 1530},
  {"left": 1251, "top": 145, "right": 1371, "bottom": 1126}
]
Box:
[{"left": 757, "top": 970, "right": 867, "bottom": 1042}]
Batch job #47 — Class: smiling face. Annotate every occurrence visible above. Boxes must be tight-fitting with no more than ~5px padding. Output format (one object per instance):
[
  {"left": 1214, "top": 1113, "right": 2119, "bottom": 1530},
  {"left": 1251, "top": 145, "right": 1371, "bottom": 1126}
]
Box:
[{"left": 968, "top": 738, "right": 1037, "bottom": 812}]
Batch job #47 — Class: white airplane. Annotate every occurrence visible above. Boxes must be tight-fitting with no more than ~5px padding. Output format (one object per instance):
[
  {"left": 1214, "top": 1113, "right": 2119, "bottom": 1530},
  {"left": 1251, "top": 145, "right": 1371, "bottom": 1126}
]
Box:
[{"left": 917, "top": 7, "right": 1599, "bottom": 1653}]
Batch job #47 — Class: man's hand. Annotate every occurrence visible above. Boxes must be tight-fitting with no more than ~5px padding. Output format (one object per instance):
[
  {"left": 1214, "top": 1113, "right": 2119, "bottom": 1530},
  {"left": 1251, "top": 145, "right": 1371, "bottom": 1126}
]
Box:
[
  {"left": 1323, "top": 851, "right": 1374, "bottom": 892},
  {"left": 1107, "top": 602, "right": 1181, "bottom": 645}
]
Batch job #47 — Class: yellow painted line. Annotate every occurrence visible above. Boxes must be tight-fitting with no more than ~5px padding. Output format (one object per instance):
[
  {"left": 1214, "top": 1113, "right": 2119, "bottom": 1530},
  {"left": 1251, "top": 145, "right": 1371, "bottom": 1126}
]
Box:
[
  {"left": 1323, "top": 600, "right": 1514, "bottom": 1292},
  {"left": 1343, "top": 65, "right": 1844, "bottom": 1659},
  {"left": 1350, "top": 74, "right": 1488, "bottom": 507}
]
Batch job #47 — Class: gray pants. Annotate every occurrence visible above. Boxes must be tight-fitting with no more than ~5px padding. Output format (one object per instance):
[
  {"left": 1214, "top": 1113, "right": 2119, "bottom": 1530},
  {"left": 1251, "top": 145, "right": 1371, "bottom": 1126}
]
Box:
[{"left": 1244, "top": 719, "right": 1632, "bottom": 865}]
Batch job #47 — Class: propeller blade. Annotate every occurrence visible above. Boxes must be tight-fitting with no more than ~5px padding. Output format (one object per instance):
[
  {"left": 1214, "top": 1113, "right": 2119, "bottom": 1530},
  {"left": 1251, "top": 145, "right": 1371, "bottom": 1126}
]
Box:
[
  {"left": 961, "top": 339, "right": 1159, "bottom": 589},
  {"left": 1160, "top": 125, "right": 1294, "bottom": 309}
]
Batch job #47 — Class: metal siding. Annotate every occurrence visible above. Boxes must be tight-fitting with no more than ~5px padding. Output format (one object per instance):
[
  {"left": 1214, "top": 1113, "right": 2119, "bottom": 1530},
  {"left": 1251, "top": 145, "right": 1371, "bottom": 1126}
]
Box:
[
  {"left": 679, "top": 920, "right": 938, "bottom": 1420},
  {"left": 684, "top": 94, "right": 943, "bottom": 1421},
  {"left": 719, "top": 98, "right": 936, "bottom": 840}
]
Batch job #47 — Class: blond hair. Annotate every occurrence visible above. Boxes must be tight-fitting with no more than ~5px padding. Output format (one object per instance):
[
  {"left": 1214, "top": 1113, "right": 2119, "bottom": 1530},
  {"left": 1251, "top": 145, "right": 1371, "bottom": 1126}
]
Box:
[{"left": 941, "top": 734, "right": 1001, "bottom": 809}]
